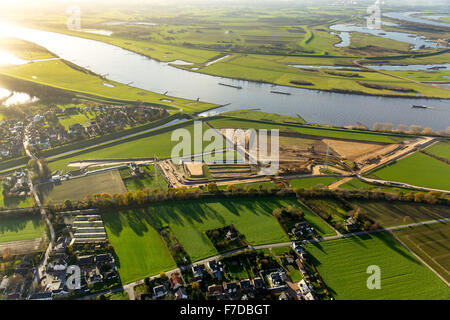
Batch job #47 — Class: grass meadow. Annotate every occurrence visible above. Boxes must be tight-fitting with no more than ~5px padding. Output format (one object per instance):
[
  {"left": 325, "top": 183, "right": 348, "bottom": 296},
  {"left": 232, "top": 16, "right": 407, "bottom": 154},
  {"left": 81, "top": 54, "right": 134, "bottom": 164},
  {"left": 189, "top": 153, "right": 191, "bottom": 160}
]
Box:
[
  {"left": 394, "top": 222, "right": 450, "bottom": 283},
  {"left": 353, "top": 200, "right": 450, "bottom": 227},
  {"left": 0, "top": 215, "right": 46, "bottom": 243},
  {"left": 372, "top": 152, "right": 450, "bottom": 190},
  {"left": 305, "top": 232, "right": 450, "bottom": 300}
]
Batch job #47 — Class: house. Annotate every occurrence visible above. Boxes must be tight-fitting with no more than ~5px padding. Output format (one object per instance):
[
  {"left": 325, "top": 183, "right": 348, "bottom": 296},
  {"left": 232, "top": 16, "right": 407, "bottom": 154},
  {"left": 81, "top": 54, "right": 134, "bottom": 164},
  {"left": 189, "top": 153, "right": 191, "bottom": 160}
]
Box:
[
  {"left": 207, "top": 260, "right": 222, "bottom": 279},
  {"left": 207, "top": 284, "right": 224, "bottom": 297},
  {"left": 345, "top": 217, "right": 359, "bottom": 232},
  {"left": 292, "top": 242, "right": 305, "bottom": 254},
  {"left": 33, "top": 114, "right": 44, "bottom": 123},
  {"left": 87, "top": 267, "right": 103, "bottom": 285},
  {"left": 175, "top": 287, "right": 188, "bottom": 300},
  {"left": 252, "top": 277, "right": 265, "bottom": 290},
  {"left": 223, "top": 281, "right": 239, "bottom": 294},
  {"left": 225, "top": 227, "right": 237, "bottom": 241},
  {"left": 68, "top": 123, "right": 84, "bottom": 135},
  {"left": 304, "top": 292, "right": 315, "bottom": 300},
  {"left": 45, "top": 280, "right": 69, "bottom": 297},
  {"left": 239, "top": 279, "right": 253, "bottom": 292},
  {"left": 95, "top": 253, "right": 114, "bottom": 265},
  {"left": 169, "top": 273, "right": 184, "bottom": 290},
  {"left": 298, "top": 280, "right": 312, "bottom": 296},
  {"left": 269, "top": 272, "right": 285, "bottom": 287},
  {"left": 191, "top": 264, "right": 205, "bottom": 281},
  {"left": 284, "top": 254, "right": 294, "bottom": 265},
  {"left": 278, "top": 291, "right": 294, "bottom": 300},
  {"left": 77, "top": 255, "right": 95, "bottom": 268},
  {"left": 153, "top": 285, "right": 168, "bottom": 299},
  {"left": 0, "top": 277, "right": 9, "bottom": 295}
]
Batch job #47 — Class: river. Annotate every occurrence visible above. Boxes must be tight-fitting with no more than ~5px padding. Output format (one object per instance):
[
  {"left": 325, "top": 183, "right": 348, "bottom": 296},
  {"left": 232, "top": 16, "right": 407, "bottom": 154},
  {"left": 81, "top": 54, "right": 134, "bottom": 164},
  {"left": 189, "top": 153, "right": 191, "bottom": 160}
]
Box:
[{"left": 0, "top": 22, "right": 449, "bottom": 131}]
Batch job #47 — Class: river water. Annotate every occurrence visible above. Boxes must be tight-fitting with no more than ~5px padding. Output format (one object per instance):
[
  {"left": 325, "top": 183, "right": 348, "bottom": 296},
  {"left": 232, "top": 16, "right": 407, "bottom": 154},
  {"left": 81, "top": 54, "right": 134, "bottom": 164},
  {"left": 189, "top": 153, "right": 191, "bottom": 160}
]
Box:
[{"left": 0, "top": 22, "right": 449, "bottom": 130}]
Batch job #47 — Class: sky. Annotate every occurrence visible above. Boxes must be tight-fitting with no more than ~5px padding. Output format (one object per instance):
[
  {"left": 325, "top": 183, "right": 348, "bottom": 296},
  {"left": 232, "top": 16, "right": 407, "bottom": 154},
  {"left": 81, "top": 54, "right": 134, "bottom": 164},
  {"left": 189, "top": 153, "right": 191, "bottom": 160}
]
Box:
[{"left": 0, "top": 0, "right": 449, "bottom": 11}]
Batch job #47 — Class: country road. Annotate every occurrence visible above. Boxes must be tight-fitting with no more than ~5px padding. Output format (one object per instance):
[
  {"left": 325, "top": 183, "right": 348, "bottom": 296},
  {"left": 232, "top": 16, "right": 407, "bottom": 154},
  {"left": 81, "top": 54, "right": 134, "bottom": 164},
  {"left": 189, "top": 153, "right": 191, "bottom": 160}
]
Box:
[{"left": 83, "top": 217, "right": 450, "bottom": 300}]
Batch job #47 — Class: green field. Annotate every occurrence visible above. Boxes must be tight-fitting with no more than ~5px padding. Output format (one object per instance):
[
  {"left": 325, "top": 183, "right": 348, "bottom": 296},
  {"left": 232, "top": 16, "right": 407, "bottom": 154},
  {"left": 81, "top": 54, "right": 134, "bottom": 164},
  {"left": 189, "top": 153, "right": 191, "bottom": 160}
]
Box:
[
  {"left": 297, "top": 201, "right": 336, "bottom": 237},
  {"left": 425, "top": 141, "right": 450, "bottom": 160},
  {"left": 353, "top": 200, "right": 450, "bottom": 227},
  {"left": 372, "top": 152, "right": 450, "bottom": 191},
  {"left": 338, "top": 178, "right": 419, "bottom": 194},
  {"left": 0, "top": 37, "right": 55, "bottom": 60},
  {"left": 209, "top": 117, "right": 408, "bottom": 144},
  {"left": 0, "top": 59, "right": 215, "bottom": 114},
  {"left": 103, "top": 209, "right": 177, "bottom": 284},
  {"left": 104, "top": 197, "right": 296, "bottom": 282},
  {"left": 131, "top": 197, "right": 291, "bottom": 261},
  {"left": 290, "top": 177, "right": 339, "bottom": 189},
  {"left": 47, "top": 123, "right": 213, "bottom": 173},
  {"left": 0, "top": 215, "right": 46, "bottom": 243},
  {"left": 40, "top": 170, "right": 127, "bottom": 203},
  {"left": 121, "top": 165, "right": 168, "bottom": 192},
  {"left": 395, "top": 222, "right": 450, "bottom": 283},
  {"left": 305, "top": 232, "right": 450, "bottom": 299}
]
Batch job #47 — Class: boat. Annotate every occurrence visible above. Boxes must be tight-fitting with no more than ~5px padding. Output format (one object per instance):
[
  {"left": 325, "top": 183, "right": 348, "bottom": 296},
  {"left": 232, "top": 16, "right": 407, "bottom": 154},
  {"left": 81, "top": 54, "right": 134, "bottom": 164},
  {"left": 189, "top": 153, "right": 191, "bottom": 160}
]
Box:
[
  {"left": 218, "top": 82, "right": 243, "bottom": 89},
  {"left": 270, "top": 90, "right": 291, "bottom": 95},
  {"left": 411, "top": 105, "right": 428, "bottom": 109}
]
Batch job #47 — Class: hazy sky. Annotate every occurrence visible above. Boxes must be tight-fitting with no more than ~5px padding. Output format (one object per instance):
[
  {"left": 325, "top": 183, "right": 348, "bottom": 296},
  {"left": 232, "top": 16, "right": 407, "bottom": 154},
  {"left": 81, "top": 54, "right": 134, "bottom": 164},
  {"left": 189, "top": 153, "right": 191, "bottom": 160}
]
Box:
[{"left": 0, "top": 0, "right": 449, "bottom": 10}]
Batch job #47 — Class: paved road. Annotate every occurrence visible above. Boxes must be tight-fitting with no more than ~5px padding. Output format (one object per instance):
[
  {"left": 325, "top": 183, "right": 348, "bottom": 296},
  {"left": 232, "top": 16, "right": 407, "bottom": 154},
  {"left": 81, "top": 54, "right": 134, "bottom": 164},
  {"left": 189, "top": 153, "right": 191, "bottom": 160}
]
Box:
[{"left": 24, "top": 125, "right": 56, "bottom": 286}]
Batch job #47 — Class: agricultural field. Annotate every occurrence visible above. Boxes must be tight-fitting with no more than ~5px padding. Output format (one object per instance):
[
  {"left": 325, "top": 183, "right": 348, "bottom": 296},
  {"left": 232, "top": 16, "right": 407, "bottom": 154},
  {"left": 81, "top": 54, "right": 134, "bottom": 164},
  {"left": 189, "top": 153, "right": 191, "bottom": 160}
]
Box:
[
  {"left": 372, "top": 152, "right": 450, "bottom": 191},
  {"left": 352, "top": 200, "right": 450, "bottom": 227},
  {"left": 102, "top": 209, "right": 177, "bottom": 284},
  {"left": 106, "top": 197, "right": 292, "bottom": 265},
  {"left": 47, "top": 122, "right": 213, "bottom": 173},
  {"left": 425, "top": 141, "right": 450, "bottom": 160},
  {"left": 290, "top": 177, "right": 339, "bottom": 189},
  {"left": 303, "top": 198, "right": 349, "bottom": 225},
  {"left": 209, "top": 117, "right": 408, "bottom": 144},
  {"left": 305, "top": 232, "right": 450, "bottom": 299},
  {"left": 40, "top": 170, "right": 127, "bottom": 203},
  {"left": 0, "top": 215, "right": 45, "bottom": 243},
  {"left": 394, "top": 223, "right": 450, "bottom": 283}
]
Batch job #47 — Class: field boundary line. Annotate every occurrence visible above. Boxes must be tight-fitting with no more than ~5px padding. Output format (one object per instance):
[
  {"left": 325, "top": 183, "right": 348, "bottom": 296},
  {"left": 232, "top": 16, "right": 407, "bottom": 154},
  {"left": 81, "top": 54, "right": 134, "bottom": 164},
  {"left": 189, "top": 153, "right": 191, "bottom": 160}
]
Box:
[{"left": 389, "top": 231, "right": 450, "bottom": 287}]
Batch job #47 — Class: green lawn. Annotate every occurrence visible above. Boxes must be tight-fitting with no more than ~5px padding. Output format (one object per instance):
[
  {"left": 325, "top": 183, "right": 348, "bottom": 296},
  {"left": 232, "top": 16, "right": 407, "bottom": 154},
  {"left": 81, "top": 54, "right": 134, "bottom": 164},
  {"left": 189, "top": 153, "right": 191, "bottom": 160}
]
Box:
[
  {"left": 103, "top": 209, "right": 177, "bottom": 285},
  {"left": 305, "top": 232, "right": 450, "bottom": 300},
  {"left": 372, "top": 152, "right": 450, "bottom": 191},
  {"left": 290, "top": 177, "right": 339, "bottom": 189},
  {"left": 0, "top": 215, "right": 46, "bottom": 243}
]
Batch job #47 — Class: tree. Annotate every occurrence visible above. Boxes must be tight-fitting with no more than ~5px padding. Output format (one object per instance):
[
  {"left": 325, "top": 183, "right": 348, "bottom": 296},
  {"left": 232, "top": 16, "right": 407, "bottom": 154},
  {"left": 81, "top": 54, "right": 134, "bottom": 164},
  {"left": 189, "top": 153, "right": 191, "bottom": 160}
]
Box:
[
  {"left": 207, "top": 182, "right": 218, "bottom": 193},
  {"left": 64, "top": 199, "right": 72, "bottom": 210}
]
